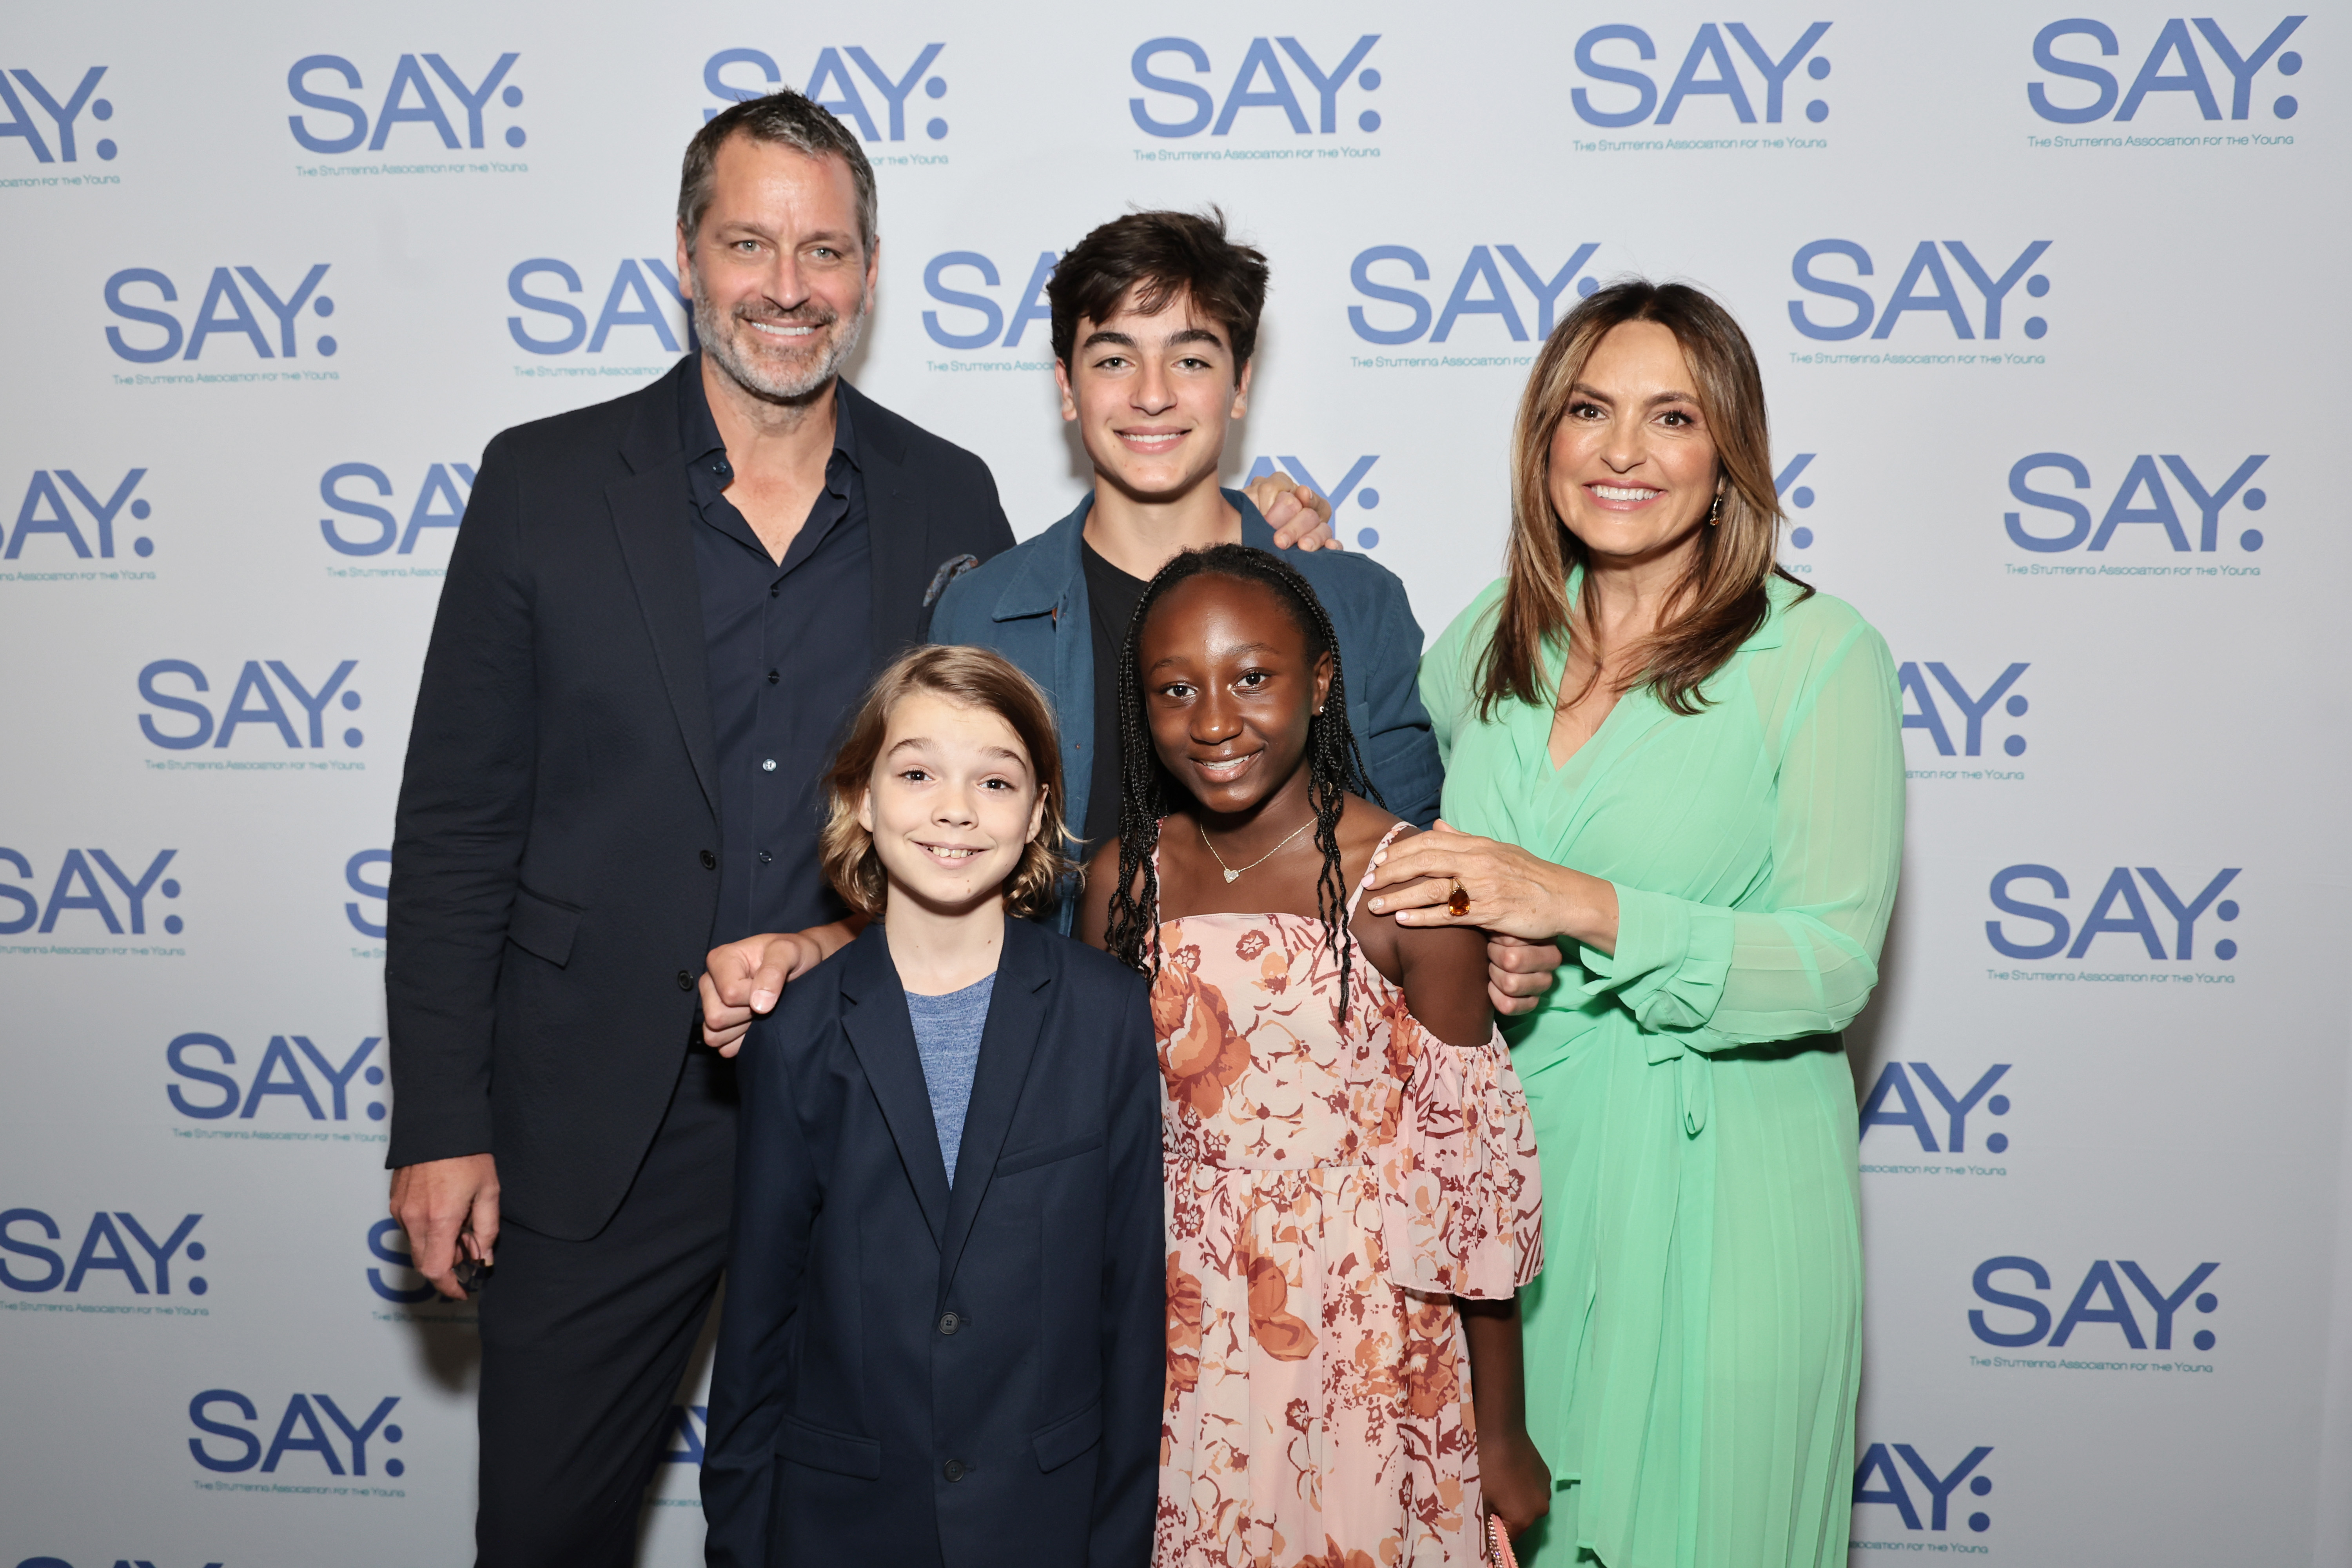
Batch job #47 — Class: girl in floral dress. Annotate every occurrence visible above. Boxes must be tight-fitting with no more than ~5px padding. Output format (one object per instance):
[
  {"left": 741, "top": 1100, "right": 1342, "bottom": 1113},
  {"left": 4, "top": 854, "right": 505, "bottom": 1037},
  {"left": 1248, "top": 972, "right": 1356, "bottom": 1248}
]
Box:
[{"left": 1078, "top": 544, "right": 1549, "bottom": 1568}]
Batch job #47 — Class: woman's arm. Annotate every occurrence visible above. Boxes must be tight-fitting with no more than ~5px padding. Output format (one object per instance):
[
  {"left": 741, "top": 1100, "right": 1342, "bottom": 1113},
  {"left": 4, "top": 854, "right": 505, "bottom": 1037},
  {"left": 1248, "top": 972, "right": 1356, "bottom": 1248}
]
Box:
[
  {"left": 1460, "top": 1295, "right": 1550, "bottom": 1538},
  {"left": 1370, "top": 620, "right": 1904, "bottom": 1051},
  {"left": 1370, "top": 824, "right": 1620, "bottom": 953}
]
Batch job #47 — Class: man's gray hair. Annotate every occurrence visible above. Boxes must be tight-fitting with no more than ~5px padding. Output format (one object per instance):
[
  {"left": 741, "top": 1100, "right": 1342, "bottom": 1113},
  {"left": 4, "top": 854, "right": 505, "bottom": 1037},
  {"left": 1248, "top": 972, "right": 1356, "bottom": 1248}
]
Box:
[{"left": 677, "top": 91, "right": 877, "bottom": 253}]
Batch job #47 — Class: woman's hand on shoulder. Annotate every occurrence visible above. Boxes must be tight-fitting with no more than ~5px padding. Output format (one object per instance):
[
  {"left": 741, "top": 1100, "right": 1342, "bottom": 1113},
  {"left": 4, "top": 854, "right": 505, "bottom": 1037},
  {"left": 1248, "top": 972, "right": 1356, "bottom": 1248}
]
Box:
[
  {"left": 1375, "top": 824, "right": 1497, "bottom": 1049},
  {"left": 1364, "top": 819, "right": 1619, "bottom": 955}
]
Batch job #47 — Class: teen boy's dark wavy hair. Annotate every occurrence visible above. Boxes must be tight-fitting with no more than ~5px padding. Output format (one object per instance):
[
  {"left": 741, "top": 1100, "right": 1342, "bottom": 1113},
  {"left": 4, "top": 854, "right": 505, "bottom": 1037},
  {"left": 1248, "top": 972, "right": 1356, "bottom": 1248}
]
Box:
[
  {"left": 1103, "top": 545, "right": 1379, "bottom": 1014},
  {"left": 1045, "top": 209, "right": 1269, "bottom": 371}
]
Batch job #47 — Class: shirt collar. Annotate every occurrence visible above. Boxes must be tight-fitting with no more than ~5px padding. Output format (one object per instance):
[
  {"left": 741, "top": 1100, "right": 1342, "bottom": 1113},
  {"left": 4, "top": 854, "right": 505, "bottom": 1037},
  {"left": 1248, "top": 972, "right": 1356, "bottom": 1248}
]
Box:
[
  {"left": 992, "top": 486, "right": 1278, "bottom": 622},
  {"left": 677, "top": 357, "right": 862, "bottom": 474}
]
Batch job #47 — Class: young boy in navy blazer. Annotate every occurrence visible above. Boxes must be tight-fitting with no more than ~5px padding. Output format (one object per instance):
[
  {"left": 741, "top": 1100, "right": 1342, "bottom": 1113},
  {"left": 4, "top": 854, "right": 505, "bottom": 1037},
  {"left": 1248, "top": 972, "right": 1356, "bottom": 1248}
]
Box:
[{"left": 702, "top": 645, "right": 1161, "bottom": 1568}]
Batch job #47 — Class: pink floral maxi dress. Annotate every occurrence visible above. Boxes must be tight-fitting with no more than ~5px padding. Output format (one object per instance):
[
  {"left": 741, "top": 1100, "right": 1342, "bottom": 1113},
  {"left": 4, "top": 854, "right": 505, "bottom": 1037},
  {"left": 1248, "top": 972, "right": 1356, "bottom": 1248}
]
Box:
[{"left": 1154, "top": 825, "right": 1545, "bottom": 1567}]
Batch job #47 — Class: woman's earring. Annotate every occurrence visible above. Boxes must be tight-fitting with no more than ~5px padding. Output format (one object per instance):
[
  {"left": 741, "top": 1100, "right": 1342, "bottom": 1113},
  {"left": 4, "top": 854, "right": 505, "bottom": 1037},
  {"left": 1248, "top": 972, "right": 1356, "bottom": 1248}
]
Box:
[{"left": 1707, "top": 491, "right": 1723, "bottom": 526}]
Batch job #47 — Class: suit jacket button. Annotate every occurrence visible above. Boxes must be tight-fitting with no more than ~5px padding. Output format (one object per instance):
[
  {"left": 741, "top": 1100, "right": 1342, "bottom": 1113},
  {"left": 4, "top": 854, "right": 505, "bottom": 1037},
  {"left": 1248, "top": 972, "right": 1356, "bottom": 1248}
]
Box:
[
  {"left": 676, "top": 969, "right": 695, "bottom": 992},
  {"left": 943, "top": 1459, "right": 965, "bottom": 1482},
  {"left": 938, "top": 1311, "right": 960, "bottom": 1336},
  {"left": 699, "top": 849, "right": 717, "bottom": 869}
]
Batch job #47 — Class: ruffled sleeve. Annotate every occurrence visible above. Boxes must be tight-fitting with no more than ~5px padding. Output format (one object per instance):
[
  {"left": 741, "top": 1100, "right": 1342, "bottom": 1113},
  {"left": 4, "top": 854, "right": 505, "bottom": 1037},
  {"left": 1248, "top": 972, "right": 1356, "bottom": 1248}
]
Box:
[
  {"left": 1571, "top": 607, "right": 1904, "bottom": 1055},
  {"left": 1373, "top": 1009, "right": 1544, "bottom": 1299}
]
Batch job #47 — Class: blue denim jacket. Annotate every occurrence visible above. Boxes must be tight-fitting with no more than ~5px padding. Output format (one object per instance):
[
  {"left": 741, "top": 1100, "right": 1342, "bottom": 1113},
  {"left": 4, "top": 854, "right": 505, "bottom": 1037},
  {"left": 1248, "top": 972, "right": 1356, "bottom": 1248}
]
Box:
[{"left": 931, "top": 488, "right": 1443, "bottom": 929}]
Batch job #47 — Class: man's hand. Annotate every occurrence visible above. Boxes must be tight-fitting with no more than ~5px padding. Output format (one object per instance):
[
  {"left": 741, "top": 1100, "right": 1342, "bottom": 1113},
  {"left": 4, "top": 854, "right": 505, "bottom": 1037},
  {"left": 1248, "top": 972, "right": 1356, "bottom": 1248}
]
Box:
[
  {"left": 1487, "top": 933, "right": 1565, "bottom": 1017},
  {"left": 699, "top": 920, "right": 857, "bottom": 1054},
  {"left": 388, "top": 1154, "right": 499, "bottom": 1301},
  {"left": 1241, "top": 474, "right": 1341, "bottom": 552}
]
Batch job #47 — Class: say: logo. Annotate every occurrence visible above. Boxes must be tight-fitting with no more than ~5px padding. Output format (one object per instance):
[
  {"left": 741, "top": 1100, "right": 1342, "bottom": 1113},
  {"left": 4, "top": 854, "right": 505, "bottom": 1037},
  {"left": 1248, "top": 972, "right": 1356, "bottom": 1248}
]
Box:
[{"left": 2029, "top": 16, "right": 2305, "bottom": 123}]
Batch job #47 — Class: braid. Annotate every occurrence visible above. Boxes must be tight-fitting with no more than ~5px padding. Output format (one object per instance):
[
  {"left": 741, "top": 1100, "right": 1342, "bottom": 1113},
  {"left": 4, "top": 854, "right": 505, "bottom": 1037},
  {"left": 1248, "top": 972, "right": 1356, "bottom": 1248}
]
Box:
[
  {"left": 1295, "top": 568, "right": 1375, "bottom": 1019},
  {"left": 1100, "top": 544, "right": 1377, "bottom": 1017},
  {"left": 1103, "top": 580, "right": 1170, "bottom": 982}
]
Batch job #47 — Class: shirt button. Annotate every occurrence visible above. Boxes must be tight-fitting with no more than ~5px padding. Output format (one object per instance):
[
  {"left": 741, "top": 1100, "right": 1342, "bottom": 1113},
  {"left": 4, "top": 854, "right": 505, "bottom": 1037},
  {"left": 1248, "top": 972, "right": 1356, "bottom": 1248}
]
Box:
[
  {"left": 699, "top": 849, "right": 717, "bottom": 869},
  {"left": 761, "top": 759, "right": 777, "bottom": 772},
  {"left": 675, "top": 969, "right": 695, "bottom": 992},
  {"left": 767, "top": 670, "right": 780, "bottom": 685},
  {"left": 769, "top": 586, "right": 779, "bottom": 598},
  {"left": 943, "top": 1459, "right": 965, "bottom": 1482},
  {"left": 758, "top": 851, "right": 773, "bottom": 865},
  {"left": 938, "top": 1311, "right": 960, "bottom": 1336}
]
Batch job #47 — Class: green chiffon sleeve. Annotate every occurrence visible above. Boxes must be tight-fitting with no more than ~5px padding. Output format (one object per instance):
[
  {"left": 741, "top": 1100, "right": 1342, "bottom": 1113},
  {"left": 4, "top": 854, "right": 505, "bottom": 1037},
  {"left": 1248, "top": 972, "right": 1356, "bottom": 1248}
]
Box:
[{"left": 1575, "top": 613, "right": 1904, "bottom": 1053}]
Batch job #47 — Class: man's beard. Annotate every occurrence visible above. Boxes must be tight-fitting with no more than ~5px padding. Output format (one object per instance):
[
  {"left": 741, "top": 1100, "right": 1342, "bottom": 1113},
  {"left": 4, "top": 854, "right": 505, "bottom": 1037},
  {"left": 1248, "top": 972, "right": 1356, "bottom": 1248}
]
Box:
[{"left": 693, "top": 277, "right": 867, "bottom": 403}]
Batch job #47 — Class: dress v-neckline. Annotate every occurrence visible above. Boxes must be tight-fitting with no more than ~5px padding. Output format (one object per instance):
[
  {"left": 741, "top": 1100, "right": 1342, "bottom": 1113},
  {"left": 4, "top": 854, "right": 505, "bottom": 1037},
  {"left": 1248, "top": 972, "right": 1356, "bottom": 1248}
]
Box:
[
  {"left": 1533, "top": 635, "right": 1642, "bottom": 782},
  {"left": 1535, "top": 566, "right": 1630, "bottom": 777},
  {"left": 1547, "top": 680, "right": 1626, "bottom": 774}
]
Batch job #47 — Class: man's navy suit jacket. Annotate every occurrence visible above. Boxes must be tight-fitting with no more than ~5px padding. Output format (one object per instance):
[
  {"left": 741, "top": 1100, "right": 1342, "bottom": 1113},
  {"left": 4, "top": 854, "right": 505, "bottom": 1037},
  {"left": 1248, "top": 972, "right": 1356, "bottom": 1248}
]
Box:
[
  {"left": 383, "top": 358, "right": 1011, "bottom": 1238},
  {"left": 702, "top": 917, "right": 1162, "bottom": 1568}
]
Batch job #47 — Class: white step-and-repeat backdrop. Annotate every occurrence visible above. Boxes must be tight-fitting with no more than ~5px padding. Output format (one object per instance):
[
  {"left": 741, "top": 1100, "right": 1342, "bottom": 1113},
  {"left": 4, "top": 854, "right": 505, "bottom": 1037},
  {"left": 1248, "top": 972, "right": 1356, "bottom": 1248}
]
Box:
[{"left": 3, "top": 3, "right": 2346, "bottom": 1565}]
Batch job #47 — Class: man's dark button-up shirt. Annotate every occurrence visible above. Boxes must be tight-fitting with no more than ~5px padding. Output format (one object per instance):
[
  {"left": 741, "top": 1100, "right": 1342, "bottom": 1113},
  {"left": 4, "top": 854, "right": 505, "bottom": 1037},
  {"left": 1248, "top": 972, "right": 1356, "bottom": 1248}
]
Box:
[{"left": 681, "top": 366, "right": 871, "bottom": 946}]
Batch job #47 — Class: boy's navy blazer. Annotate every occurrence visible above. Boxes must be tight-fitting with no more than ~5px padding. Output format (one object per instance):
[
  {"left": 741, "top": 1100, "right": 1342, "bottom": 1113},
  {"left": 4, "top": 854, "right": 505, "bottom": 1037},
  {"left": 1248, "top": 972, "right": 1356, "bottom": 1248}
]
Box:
[{"left": 702, "top": 916, "right": 1162, "bottom": 1568}]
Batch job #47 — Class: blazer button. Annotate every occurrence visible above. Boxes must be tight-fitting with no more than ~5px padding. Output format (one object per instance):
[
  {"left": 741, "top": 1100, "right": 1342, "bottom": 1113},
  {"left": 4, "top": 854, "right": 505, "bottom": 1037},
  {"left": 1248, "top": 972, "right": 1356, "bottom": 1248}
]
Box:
[
  {"left": 943, "top": 1459, "right": 966, "bottom": 1482},
  {"left": 676, "top": 969, "right": 695, "bottom": 992},
  {"left": 938, "top": 1311, "right": 960, "bottom": 1336},
  {"left": 699, "top": 849, "right": 717, "bottom": 869}
]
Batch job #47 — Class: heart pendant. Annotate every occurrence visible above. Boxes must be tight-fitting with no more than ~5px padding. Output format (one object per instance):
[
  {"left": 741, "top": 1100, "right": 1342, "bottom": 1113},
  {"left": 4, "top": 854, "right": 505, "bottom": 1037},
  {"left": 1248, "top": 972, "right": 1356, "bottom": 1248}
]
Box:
[{"left": 1223, "top": 868, "right": 1240, "bottom": 883}]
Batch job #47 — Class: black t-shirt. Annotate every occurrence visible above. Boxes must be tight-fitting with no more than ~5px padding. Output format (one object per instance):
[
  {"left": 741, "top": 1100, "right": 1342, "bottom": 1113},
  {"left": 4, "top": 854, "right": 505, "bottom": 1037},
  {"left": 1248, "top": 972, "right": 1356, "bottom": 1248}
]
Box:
[{"left": 1080, "top": 539, "right": 1151, "bottom": 855}]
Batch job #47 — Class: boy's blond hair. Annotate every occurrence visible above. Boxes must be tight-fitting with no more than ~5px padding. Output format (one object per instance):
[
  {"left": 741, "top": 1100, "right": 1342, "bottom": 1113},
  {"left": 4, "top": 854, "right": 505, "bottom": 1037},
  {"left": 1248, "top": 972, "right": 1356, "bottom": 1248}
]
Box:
[{"left": 820, "top": 645, "right": 1072, "bottom": 919}]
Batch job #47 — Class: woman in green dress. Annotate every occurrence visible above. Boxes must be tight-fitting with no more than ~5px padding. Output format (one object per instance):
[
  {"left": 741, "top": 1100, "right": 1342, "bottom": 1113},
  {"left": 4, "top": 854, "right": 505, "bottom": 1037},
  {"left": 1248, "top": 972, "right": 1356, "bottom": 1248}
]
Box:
[{"left": 1364, "top": 280, "right": 1902, "bottom": 1567}]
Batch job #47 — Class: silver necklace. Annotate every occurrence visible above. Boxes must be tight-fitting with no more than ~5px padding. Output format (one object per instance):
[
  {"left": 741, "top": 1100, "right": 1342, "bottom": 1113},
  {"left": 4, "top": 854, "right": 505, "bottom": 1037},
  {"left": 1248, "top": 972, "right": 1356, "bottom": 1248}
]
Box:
[{"left": 1198, "top": 816, "right": 1314, "bottom": 883}]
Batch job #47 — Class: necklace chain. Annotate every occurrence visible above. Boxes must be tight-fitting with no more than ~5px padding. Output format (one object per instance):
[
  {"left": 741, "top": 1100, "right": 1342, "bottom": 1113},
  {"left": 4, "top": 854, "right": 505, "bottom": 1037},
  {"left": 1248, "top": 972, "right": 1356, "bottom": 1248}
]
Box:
[{"left": 1198, "top": 816, "right": 1314, "bottom": 883}]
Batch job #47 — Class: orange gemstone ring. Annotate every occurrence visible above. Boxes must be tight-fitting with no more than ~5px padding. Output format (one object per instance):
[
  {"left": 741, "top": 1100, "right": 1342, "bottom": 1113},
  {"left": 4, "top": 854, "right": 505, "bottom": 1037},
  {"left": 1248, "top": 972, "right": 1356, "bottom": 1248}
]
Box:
[{"left": 1447, "top": 880, "right": 1470, "bottom": 918}]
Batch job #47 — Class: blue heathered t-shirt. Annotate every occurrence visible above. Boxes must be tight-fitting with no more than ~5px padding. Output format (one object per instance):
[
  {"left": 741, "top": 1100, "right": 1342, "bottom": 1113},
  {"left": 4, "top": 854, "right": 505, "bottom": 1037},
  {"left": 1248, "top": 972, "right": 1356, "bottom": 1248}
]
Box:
[{"left": 904, "top": 971, "right": 995, "bottom": 1186}]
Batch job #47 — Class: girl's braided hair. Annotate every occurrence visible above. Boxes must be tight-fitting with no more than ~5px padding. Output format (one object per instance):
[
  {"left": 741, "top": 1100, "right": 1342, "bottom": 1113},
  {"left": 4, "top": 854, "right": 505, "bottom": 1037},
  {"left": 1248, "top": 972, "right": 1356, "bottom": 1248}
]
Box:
[{"left": 1103, "top": 544, "right": 1380, "bottom": 1014}]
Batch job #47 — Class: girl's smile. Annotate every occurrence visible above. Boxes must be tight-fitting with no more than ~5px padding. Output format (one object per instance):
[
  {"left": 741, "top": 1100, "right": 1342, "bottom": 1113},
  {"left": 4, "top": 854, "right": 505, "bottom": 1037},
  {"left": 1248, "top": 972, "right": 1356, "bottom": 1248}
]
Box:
[{"left": 1136, "top": 573, "right": 1332, "bottom": 829}]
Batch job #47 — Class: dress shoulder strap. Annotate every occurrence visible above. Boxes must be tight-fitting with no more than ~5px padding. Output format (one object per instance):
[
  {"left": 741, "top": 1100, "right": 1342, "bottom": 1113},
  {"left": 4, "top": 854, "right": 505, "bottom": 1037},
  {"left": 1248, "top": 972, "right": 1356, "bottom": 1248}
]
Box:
[{"left": 1344, "top": 822, "right": 1414, "bottom": 922}]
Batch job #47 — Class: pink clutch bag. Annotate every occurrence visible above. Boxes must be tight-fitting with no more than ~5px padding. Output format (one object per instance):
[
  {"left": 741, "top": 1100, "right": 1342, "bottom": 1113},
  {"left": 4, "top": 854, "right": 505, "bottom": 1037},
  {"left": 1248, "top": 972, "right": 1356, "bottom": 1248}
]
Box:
[{"left": 1486, "top": 1514, "right": 1520, "bottom": 1568}]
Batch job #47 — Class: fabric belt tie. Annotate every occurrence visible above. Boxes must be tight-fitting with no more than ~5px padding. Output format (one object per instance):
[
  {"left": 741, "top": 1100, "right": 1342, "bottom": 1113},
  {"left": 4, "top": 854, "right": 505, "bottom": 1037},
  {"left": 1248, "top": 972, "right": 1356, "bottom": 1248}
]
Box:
[{"left": 1677, "top": 1049, "right": 1712, "bottom": 1138}]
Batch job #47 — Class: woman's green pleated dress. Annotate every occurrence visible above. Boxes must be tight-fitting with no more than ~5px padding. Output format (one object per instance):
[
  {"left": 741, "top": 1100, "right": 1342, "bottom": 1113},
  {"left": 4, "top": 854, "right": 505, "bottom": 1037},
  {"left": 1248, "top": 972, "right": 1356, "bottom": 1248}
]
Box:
[{"left": 1420, "top": 575, "right": 1904, "bottom": 1568}]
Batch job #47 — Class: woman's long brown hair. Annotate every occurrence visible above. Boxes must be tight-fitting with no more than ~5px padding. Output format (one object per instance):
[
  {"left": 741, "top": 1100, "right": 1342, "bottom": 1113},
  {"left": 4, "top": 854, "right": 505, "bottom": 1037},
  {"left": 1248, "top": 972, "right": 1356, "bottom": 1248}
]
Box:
[{"left": 1477, "top": 279, "right": 1810, "bottom": 720}]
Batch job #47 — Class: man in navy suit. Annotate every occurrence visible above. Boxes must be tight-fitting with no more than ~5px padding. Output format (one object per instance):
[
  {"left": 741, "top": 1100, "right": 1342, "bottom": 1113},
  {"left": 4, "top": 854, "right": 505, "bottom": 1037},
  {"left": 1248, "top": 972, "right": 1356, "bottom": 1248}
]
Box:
[{"left": 385, "top": 93, "right": 1018, "bottom": 1565}]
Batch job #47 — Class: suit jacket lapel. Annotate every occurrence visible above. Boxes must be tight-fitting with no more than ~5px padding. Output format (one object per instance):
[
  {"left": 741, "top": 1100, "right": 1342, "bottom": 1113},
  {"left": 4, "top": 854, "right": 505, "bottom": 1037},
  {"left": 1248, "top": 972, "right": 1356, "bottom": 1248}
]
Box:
[
  {"left": 839, "top": 928, "right": 952, "bottom": 1246},
  {"left": 846, "top": 380, "right": 932, "bottom": 669},
  {"left": 936, "top": 918, "right": 1049, "bottom": 1299},
  {"left": 609, "top": 363, "right": 719, "bottom": 815}
]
